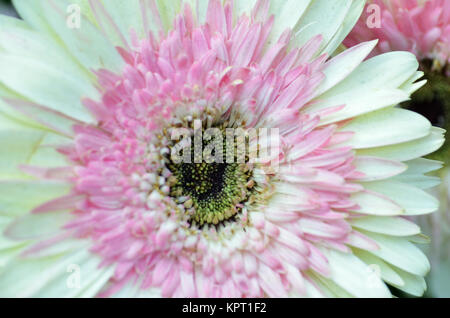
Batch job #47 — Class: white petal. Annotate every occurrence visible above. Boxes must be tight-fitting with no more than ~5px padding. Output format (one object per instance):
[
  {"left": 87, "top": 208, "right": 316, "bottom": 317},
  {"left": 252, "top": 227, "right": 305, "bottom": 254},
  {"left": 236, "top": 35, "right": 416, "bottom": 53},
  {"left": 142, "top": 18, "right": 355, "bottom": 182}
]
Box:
[
  {"left": 393, "top": 159, "right": 443, "bottom": 189},
  {"left": 0, "top": 242, "right": 27, "bottom": 268},
  {"left": 37, "top": 255, "right": 112, "bottom": 298},
  {"left": 154, "top": 0, "right": 183, "bottom": 32},
  {"left": 0, "top": 233, "right": 23, "bottom": 250},
  {"left": 76, "top": 266, "right": 115, "bottom": 298},
  {"left": 354, "top": 249, "right": 404, "bottom": 287},
  {"left": 268, "top": 0, "right": 312, "bottom": 45},
  {"left": 353, "top": 156, "right": 407, "bottom": 182},
  {"left": 303, "top": 278, "right": 325, "bottom": 298},
  {"left": 320, "top": 51, "right": 419, "bottom": 96},
  {"left": 0, "top": 53, "right": 97, "bottom": 123},
  {"left": 390, "top": 266, "right": 427, "bottom": 297},
  {"left": 402, "top": 158, "right": 444, "bottom": 175},
  {"left": 320, "top": 248, "right": 392, "bottom": 298},
  {"left": 310, "top": 51, "right": 420, "bottom": 125},
  {"left": 350, "top": 216, "right": 421, "bottom": 237},
  {"left": 21, "top": 238, "right": 87, "bottom": 259},
  {"left": 357, "top": 127, "right": 445, "bottom": 161},
  {"left": 0, "top": 180, "right": 72, "bottom": 217},
  {"left": 0, "top": 114, "right": 46, "bottom": 178},
  {"left": 310, "top": 88, "right": 410, "bottom": 126},
  {"left": 320, "top": 0, "right": 366, "bottom": 55},
  {"left": 363, "top": 181, "right": 439, "bottom": 216},
  {"left": 0, "top": 15, "right": 91, "bottom": 82},
  {"left": 0, "top": 248, "right": 92, "bottom": 297},
  {"left": 313, "top": 40, "right": 377, "bottom": 98},
  {"left": 292, "top": 0, "right": 353, "bottom": 55},
  {"left": 5, "top": 212, "right": 73, "bottom": 240},
  {"left": 362, "top": 232, "right": 430, "bottom": 277},
  {"left": 341, "top": 107, "right": 431, "bottom": 149},
  {"left": 307, "top": 272, "right": 353, "bottom": 297},
  {"left": 94, "top": 0, "right": 149, "bottom": 40},
  {"left": 400, "top": 71, "right": 426, "bottom": 95},
  {"left": 393, "top": 175, "right": 441, "bottom": 190},
  {"left": 350, "top": 191, "right": 404, "bottom": 216},
  {"left": 12, "top": 0, "right": 123, "bottom": 73}
]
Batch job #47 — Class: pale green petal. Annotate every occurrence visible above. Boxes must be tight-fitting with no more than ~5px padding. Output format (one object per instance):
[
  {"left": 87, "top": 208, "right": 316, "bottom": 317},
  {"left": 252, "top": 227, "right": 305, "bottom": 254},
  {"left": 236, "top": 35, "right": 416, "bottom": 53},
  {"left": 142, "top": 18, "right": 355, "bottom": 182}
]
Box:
[
  {"left": 97, "top": 0, "right": 148, "bottom": 40},
  {"left": 5, "top": 212, "right": 73, "bottom": 240},
  {"left": 268, "top": 0, "right": 312, "bottom": 46},
  {"left": 362, "top": 231, "right": 430, "bottom": 277},
  {"left": 233, "top": 0, "right": 258, "bottom": 15},
  {"left": 354, "top": 249, "right": 404, "bottom": 287},
  {"left": 37, "top": 254, "right": 112, "bottom": 298},
  {"left": 312, "top": 89, "right": 409, "bottom": 126},
  {"left": 357, "top": 127, "right": 445, "bottom": 161},
  {"left": 402, "top": 158, "right": 444, "bottom": 175},
  {"left": 0, "top": 114, "right": 46, "bottom": 178},
  {"left": 353, "top": 156, "right": 407, "bottom": 182},
  {"left": 406, "top": 233, "right": 431, "bottom": 244},
  {"left": 0, "top": 14, "right": 92, "bottom": 82},
  {"left": 313, "top": 40, "right": 377, "bottom": 98},
  {"left": 0, "top": 233, "right": 23, "bottom": 250},
  {"left": 0, "top": 88, "right": 45, "bottom": 127},
  {"left": 363, "top": 180, "right": 439, "bottom": 216},
  {"left": 400, "top": 71, "right": 427, "bottom": 95},
  {"left": 0, "top": 180, "right": 72, "bottom": 217},
  {"left": 0, "top": 241, "right": 28, "bottom": 268},
  {"left": 0, "top": 53, "right": 97, "bottom": 123},
  {"left": 304, "top": 278, "right": 325, "bottom": 297},
  {"left": 321, "top": 51, "right": 419, "bottom": 95},
  {"left": 320, "top": 248, "right": 392, "bottom": 298},
  {"left": 0, "top": 114, "right": 70, "bottom": 178},
  {"left": 76, "top": 266, "right": 114, "bottom": 298},
  {"left": 350, "top": 216, "right": 421, "bottom": 237},
  {"left": 307, "top": 271, "right": 353, "bottom": 297},
  {"left": 390, "top": 266, "right": 427, "bottom": 297},
  {"left": 394, "top": 159, "right": 443, "bottom": 189},
  {"left": 12, "top": 0, "right": 123, "bottom": 73},
  {"left": 350, "top": 191, "right": 404, "bottom": 216},
  {"left": 291, "top": 0, "right": 353, "bottom": 56},
  {"left": 320, "top": 0, "right": 366, "bottom": 55},
  {"left": 154, "top": 0, "right": 183, "bottom": 33},
  {"left": 1, "top": 99, "right": 79, "bottom": 137},
  {"left": 341, "top": 107, "right": 431, "bottom": 149},
  {"left": 393, "top": 175, "right": 441, "bottom": 190},
  {"left": 0, "top": 248, "right": 95, "bottom": 297},
  {"left": 401, "top": 79, "right": 427, "bottom": 96},
  {"left": 311, "top": 52, "right": 420, "bottom": 125}
]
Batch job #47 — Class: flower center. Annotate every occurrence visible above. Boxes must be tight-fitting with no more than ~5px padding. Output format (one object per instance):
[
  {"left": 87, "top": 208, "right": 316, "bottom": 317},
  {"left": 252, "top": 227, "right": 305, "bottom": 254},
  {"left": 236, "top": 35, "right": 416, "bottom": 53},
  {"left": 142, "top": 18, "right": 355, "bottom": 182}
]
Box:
[{"left": 165, "top": 118, "right": 257, "bottom": 227}]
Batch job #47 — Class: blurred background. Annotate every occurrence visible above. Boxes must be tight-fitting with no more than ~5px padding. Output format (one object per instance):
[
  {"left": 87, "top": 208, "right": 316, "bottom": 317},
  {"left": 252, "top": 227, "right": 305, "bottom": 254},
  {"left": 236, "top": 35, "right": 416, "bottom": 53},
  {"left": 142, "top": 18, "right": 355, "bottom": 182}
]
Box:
[{"left": 0, "top": 0, "right": 448, "bottom": 298}]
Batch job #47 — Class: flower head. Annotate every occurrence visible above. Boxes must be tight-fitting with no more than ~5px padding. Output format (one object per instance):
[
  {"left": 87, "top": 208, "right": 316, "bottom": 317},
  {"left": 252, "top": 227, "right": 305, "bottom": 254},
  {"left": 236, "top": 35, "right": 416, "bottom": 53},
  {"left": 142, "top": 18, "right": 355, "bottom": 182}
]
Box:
[
  {"left": 345, "top": 0, "right": 450, "bottom": 72},
  {"left": 0, "top": 0, "right": 444, "bottom": 297}
]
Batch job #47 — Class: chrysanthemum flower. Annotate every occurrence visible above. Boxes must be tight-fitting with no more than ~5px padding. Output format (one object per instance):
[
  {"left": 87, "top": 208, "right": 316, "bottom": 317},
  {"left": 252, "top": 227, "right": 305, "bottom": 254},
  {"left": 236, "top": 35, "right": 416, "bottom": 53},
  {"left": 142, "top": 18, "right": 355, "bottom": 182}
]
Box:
[
  {"left": 344, "top": 0, "right": 450, "bottom": 71},
  {"left": 0, "top": 0, "right": 444, "bottom": 297}
]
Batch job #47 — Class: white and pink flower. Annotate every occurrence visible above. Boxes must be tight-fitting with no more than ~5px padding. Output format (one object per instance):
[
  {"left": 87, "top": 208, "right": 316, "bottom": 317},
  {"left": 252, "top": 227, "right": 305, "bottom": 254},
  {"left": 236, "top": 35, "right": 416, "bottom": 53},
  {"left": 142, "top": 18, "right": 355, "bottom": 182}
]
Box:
[{"left": 345, "top": 0, "right": 450, "bottom": 71}]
